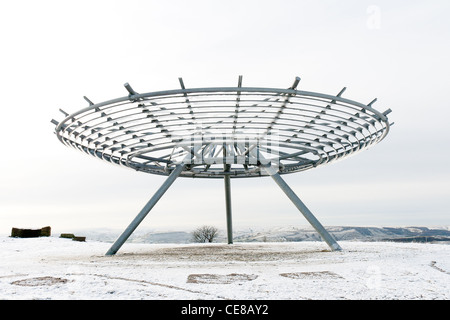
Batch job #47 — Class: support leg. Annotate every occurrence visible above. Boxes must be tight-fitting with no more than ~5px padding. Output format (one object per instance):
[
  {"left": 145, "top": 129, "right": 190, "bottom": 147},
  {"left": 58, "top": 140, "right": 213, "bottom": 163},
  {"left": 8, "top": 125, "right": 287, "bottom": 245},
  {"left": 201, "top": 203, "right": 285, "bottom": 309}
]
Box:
[
  {"left": 105, "top": 164, "right": 185, "bottom": 256},
  {"left": 224, "top": 165, "right": 233, "bottom": 244},
  {"left": 261, "top": 164, "right": 342, "bottom": 251}
]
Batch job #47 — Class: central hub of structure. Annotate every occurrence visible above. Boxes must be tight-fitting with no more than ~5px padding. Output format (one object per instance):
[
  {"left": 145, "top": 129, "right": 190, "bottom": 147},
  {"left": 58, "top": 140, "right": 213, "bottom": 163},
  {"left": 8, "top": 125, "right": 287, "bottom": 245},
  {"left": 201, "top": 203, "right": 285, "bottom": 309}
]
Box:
[{"left": 52, "top": 76, "right": 392, "bottom": 255}]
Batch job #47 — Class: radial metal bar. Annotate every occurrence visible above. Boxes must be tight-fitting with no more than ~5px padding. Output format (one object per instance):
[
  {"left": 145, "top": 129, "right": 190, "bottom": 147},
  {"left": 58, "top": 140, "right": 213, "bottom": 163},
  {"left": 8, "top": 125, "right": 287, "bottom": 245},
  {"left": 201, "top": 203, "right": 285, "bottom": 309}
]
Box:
[
  {"left": 105, "top": 164, "right": 185, "bottom": 256},
  {"left": 260, "top": 164, "right": 342, "bottom": 251}
]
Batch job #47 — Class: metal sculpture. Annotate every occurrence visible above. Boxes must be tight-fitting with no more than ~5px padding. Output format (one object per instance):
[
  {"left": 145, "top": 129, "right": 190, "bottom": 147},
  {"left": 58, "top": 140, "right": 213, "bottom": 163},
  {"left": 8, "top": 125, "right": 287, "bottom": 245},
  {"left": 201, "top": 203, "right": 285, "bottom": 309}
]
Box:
[{"left": 52, "top": 76, "right": 392, "bottom": 255}]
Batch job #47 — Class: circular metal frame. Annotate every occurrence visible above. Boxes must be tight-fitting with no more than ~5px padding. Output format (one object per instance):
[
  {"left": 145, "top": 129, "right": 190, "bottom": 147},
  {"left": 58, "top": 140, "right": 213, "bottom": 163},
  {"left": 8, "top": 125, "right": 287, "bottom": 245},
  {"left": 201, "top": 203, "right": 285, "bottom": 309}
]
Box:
[{"left": 53, "top": 77, "right": 391, "bottom": 178}]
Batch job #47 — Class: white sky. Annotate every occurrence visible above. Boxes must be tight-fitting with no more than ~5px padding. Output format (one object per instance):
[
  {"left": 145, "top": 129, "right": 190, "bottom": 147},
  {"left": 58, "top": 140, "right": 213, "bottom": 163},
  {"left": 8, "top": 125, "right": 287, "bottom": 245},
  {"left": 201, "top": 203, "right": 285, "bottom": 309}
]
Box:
[{"left": 1, "top": 0, "right": 449, "bottom": 235}]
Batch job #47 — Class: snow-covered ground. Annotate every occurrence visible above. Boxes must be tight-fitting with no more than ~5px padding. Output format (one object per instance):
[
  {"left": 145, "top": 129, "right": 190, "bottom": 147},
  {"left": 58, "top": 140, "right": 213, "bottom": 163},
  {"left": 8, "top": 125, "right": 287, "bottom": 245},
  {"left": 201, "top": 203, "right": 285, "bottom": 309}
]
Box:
[{"left": 1, "top": 236, "right": 449, "bottom": 300}]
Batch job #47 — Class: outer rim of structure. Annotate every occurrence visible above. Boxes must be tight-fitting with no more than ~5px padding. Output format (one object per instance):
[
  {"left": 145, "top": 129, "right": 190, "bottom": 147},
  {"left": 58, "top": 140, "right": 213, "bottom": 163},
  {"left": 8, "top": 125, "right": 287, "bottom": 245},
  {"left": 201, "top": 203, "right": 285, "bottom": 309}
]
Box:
[
  {"left": 57, "top": 87, "right": 389, "bottom": 126},
  {"left": 53, "top": 83, "right": 391, "bottom": 178}
]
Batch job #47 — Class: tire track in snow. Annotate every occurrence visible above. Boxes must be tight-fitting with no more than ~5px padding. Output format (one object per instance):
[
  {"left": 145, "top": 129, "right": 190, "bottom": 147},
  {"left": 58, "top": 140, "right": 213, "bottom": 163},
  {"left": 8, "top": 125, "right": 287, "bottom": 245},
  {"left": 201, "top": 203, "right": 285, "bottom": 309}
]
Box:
[
  {"left": 430, "top": 261, "right": 450, "bottom": 275},
  {"left": 72, "top": 273, "right": 231, "bottom": 299}
]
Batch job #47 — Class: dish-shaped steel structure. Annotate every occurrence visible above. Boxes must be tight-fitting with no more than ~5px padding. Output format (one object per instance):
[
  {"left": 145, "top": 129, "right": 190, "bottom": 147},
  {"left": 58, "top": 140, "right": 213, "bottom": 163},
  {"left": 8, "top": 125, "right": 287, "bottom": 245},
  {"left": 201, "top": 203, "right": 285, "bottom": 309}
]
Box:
[{"left": 52, "top": 76, "right": 392, "bottom": 255}]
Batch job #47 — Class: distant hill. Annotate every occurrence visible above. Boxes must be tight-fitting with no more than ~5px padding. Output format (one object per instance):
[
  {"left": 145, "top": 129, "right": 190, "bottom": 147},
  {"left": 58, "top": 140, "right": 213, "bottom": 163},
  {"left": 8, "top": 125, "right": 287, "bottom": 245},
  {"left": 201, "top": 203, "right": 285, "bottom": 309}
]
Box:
[
  {"left": 72, "top": 226, "right": 450, "bottom": 244},
  {"left": 231, "top": 226, "right": 450, "bottom": 243}
]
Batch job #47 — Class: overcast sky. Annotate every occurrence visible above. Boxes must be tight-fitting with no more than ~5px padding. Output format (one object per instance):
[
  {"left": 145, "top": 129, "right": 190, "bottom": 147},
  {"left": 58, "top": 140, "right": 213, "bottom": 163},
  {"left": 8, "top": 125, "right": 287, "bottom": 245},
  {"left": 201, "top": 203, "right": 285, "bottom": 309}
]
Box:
[{"left": 1, "top": 0, "right": 449, "bottom": 235}]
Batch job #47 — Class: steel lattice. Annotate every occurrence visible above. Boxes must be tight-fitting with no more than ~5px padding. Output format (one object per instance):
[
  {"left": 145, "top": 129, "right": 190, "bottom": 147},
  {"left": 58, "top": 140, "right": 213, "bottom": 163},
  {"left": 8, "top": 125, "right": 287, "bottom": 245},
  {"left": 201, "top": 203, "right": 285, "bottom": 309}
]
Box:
[
  {"left": 52, "top": 76, "right": 393, "bottom": 254},
  {"left": 52, "top": 77, "right": 391, "bottom": 178}
]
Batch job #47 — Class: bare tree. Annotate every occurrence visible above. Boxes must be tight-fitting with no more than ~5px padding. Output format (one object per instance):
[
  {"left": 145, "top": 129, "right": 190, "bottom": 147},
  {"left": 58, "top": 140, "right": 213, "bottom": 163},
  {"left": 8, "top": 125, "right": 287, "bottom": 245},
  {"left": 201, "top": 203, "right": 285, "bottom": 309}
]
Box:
[{"left": 192, "top": 225, "right": 219, "bottom": 243}]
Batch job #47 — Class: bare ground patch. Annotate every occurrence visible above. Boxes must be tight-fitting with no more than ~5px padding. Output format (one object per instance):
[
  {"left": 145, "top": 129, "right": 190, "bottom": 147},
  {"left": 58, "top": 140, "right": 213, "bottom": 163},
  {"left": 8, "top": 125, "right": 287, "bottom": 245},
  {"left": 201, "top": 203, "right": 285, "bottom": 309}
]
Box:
[
  {"left": 11, "top": 276, "right": 68, "bottom": 287},
  {"left": 117, "top": 243, "right": 328, "bottom": 263},
  {"left": 279, "top": 271, "right": 343, "bottom": 279},
  {"left": 187, "top": 273, "right": 258, "bottom": 284}
]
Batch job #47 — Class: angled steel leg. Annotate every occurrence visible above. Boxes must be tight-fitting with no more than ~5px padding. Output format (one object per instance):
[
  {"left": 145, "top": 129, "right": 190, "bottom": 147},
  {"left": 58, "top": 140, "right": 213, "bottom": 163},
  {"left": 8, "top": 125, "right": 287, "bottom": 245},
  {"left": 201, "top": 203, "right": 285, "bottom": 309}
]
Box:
[
  {"left": 260, "top": 164, "right": 342, "bottom": 251},
  {"left": 105, "top": 164, "right": 185, "bottom": 256}
]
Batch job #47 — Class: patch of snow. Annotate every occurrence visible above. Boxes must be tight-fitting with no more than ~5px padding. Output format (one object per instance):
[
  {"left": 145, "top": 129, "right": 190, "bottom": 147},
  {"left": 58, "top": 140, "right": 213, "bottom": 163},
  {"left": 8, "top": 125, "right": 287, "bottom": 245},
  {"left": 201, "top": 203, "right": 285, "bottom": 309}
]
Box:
[{"left": 1, "top": 236, "right": 449, "bottom": 300}]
